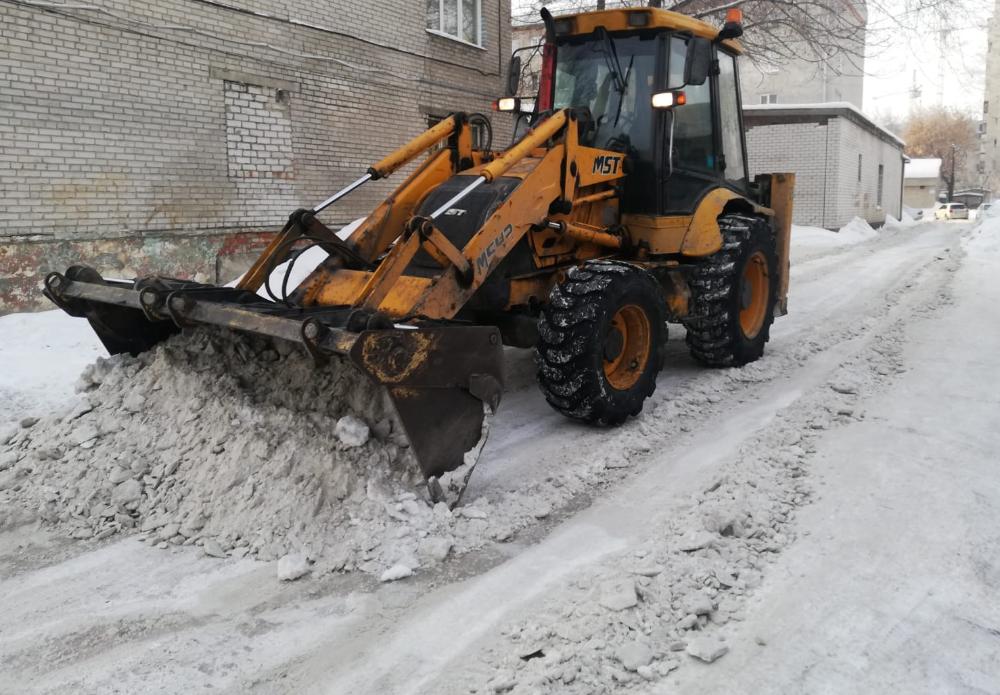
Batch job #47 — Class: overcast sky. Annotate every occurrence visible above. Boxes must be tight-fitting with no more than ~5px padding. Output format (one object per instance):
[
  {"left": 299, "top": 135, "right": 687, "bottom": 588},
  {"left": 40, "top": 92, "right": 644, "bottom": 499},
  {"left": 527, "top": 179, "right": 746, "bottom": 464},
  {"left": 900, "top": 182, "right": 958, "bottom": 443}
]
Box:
[{"left": 863, "top": 0, "right": 993, "bottom": 124}]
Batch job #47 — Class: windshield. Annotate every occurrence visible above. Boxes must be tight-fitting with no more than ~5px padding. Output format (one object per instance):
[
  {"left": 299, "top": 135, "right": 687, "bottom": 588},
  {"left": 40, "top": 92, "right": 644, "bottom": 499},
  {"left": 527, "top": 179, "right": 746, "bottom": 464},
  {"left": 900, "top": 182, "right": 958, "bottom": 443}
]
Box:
[{"left": 553, "top": 35, "right": 657, "bottom": 157}]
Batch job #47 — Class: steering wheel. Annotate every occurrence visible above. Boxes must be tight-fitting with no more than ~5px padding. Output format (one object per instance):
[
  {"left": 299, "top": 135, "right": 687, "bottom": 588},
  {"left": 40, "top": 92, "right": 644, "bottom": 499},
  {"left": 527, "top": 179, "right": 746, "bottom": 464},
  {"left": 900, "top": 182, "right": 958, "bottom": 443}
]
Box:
[
  {"left": 605, "top": 132, "right": 632, "bottom": 155},
  {"left": 574, "top": 107, "right": 598, "bottom": 146}
]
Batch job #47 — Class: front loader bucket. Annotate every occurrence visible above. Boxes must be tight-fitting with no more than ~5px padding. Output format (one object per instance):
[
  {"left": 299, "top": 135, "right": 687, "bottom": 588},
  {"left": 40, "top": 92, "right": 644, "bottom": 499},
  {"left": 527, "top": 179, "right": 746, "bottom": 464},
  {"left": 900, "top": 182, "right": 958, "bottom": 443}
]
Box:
[
  {"left": 43, "top": 265, "right": 182, "bottom": 356},
  {"left": 349, "top": 327, "right": 503, "bottom": 504},
  {"left": 43, "top": 266, "right": 505, "bottom": 504}
]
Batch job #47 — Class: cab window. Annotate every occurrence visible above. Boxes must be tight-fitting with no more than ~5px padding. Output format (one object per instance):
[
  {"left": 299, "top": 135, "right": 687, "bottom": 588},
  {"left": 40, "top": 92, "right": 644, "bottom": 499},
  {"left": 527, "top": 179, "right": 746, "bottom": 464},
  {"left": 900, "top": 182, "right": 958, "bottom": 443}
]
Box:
[
  {"left": 553, "top": 34, "right": 659, "bottom": 212},
  {"left": 717, "top": 52, "right": 747, "bottom": 185},
  {"left": 667, "top": 37, "right": 714, "bottom": 173},
  {"left": 553, "top": 35, "right": 657, "bottom": 158}
]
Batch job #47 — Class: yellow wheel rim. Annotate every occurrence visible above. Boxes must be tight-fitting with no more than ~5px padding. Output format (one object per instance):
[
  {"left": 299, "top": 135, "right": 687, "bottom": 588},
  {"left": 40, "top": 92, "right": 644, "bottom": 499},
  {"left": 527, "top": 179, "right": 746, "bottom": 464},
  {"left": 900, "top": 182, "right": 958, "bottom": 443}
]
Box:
[
  {"left": 603, "top": 304, "right": 652, "bottom": 391},
  {"left": 739, "top": 251, "right": 770, "bottom": 339}
]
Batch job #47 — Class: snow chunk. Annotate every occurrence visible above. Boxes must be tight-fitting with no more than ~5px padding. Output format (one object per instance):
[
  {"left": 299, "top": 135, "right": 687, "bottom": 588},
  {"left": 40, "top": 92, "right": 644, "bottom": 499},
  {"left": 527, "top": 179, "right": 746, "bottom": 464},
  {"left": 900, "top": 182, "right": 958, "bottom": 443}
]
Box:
[
  {"left": 598, "top": 578, "right": 638, "bottom": 611},
  {"left": 111, "top": 479, "right": 142, "bottom": 505},
  {"left": 678, "top": 530, "right": 716, "bottom": 552},
  {"left": 379, "top": 563, "right": 414, "bottom": 582},
  {"left": 202, "top": 538, "right": 227, "bottom": 559},
  {"left": 686, "top": 637, "right": 729, "bottom": 663},
  {"left": 277, "top": 553, "right": 311, "bottom": 581},
  {"left": 334, "top": 415, "right": 370, "bottom": 448},
  {"left": 616, "top": 640, "right": 654, "bottom": 671}
]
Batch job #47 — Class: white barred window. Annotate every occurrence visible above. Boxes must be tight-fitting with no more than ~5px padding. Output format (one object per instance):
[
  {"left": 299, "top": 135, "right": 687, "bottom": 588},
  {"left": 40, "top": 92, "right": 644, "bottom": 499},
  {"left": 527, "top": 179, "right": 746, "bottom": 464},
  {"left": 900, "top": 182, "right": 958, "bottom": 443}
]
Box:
[{"left": 427, "top": 0, "right": 482, "bottom": 46}]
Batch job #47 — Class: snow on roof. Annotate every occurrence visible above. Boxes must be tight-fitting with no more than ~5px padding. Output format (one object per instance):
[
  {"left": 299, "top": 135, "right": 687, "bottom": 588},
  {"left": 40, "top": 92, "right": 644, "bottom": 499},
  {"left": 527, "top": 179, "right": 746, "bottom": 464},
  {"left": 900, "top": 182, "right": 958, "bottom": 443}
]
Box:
[
  {"left": 904, "top": 158, "right": 942, "bottom": 180},
  {"left": 743, "top": 102, "right": 905, "bottom": 148}
]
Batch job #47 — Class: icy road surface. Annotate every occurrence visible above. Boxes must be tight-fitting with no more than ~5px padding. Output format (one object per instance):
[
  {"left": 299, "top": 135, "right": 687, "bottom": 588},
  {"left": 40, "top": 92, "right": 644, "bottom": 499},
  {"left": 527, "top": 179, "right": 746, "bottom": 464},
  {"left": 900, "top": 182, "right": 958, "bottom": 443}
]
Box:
[{"left": 2, "top": 219, "right": 1000, "bottom": 694}]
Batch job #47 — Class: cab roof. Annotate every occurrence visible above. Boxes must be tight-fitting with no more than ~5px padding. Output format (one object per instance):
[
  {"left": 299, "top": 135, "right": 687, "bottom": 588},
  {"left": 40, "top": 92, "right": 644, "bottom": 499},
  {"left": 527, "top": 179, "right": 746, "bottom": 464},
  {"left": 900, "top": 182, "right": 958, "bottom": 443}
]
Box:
[{"left": 553, "top": 7, "right": 744, "bottom": 54}]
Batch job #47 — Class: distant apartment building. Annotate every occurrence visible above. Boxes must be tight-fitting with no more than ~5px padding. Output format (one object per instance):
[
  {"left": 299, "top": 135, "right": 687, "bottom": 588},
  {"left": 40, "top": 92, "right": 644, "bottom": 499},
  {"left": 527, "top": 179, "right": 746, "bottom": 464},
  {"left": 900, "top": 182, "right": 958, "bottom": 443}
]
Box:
[
  {"left": 0, "top": 1, "right": 512, "bottom": 312},
  {"left": 984, "top": 0, "right": 1000, "bottom": 191},
  {"left": 740, "top": 1, "right": 867, "bottom": 109}
]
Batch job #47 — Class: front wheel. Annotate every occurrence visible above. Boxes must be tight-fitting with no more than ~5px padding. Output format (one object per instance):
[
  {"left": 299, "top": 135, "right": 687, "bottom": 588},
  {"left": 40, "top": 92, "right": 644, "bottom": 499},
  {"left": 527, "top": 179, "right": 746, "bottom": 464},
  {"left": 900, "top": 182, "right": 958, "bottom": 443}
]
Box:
[{"left": 535, "top": 260, "right": 666, "bottom": 426}]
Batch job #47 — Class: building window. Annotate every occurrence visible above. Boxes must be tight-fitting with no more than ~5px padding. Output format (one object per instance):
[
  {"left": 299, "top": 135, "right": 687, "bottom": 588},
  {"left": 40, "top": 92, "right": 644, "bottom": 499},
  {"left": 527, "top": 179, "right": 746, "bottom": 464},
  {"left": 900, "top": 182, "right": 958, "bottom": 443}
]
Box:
[
  {"left": 427, "top": 113, "right": 488, "bottom": 149},
  {"left": 858, "top": 154, "right": 862, "bottom": 182},
  {"left": 877, "top": 164, "right": 884, "bottom": 207},
  {"left": 427, "top": 0, "right": 482, "bottom": 46},
  {"left": 759, "top": 94, "right": 778, "bottom": 104}
]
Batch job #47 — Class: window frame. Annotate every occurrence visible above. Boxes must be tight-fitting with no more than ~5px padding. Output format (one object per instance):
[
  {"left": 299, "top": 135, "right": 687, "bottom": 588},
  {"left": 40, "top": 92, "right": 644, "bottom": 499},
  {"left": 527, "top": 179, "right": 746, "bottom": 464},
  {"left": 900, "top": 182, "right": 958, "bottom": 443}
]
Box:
[
  {"left": 426, "top": 0, "right": 484, "bottom": 49},
  {"left": 426, "top": 112, "right": 488, "bottom": 149},
  {"left": 877, "top": 163, "right": 884, "bottom": 207},
  {"left": 716, "top": 49, "right": 749, "bottom": 187},
  {"left": 654, "top": 35, "right": 750, "bottom": 214},
  {"left": 663, "top": 34, "right": 717, "bottom": 178}
]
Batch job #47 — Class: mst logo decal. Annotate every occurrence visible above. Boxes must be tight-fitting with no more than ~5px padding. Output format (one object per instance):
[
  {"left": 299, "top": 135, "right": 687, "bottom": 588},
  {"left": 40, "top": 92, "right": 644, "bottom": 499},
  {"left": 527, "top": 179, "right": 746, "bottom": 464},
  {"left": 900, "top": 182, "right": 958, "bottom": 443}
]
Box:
[
  {"left": 475, "top": 224, "right": 514, "bottom": 274},
  {"left": 592, "top": 155, "right": 622, "bottom": 176}
]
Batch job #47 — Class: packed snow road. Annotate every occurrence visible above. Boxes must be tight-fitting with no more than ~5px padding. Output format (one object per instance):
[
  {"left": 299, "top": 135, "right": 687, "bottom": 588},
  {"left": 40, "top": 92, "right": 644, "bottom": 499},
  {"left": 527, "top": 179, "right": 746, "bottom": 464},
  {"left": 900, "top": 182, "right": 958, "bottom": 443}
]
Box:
[{"left": 2, "top": 219, "right": 998, "bottom": 694}]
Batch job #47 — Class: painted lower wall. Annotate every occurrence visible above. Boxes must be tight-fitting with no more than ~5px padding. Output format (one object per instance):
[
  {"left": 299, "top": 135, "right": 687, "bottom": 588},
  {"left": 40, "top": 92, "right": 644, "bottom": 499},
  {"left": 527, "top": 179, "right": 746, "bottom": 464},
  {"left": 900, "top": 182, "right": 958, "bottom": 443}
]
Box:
[{"left": 0, "top": 231, "right": 275, "bottom": 312}]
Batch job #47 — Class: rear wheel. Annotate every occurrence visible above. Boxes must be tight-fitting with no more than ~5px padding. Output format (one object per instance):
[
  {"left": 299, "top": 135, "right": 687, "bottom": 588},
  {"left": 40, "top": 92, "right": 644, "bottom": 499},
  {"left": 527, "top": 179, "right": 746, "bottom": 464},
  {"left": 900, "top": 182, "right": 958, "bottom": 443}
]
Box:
[
  {"left": 535, "top": 260, "right": 666, "bottom": 425},
  {"left": 684, "top": 214, "right": 778, "bottom": 367}
]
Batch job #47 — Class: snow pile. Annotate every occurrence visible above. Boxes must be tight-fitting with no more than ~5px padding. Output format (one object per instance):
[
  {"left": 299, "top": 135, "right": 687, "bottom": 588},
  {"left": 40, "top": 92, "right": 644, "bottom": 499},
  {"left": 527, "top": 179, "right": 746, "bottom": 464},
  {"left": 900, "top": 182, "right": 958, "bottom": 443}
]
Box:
[
  {"left": 884, "top": 211, "right": 919, "bottom": 230},
  {"left": 970, "top": 216, "right": 1000, "bottom": 252},
  {"left": 790, "top": 217, "right": 883, "bottom": 265},
  {"left": 0, "top": 328, "right": 503, "bottom": 577},
  {"left": 837, "top": 216, "right": 878, "bottom": 242},
  {"left": 792, "top": 217, "right": 878, "bottom": 254}
]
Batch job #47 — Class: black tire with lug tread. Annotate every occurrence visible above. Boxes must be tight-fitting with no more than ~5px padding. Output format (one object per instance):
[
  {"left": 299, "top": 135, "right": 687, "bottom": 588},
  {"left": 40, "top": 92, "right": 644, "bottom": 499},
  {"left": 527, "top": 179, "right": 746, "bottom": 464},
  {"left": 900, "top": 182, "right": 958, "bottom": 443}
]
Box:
[
  {"left": 684, "top": 213, "right": 778, "bottom": 367},
  {"left": 535, "top": 260, "right": 666, "bottom": 426}
]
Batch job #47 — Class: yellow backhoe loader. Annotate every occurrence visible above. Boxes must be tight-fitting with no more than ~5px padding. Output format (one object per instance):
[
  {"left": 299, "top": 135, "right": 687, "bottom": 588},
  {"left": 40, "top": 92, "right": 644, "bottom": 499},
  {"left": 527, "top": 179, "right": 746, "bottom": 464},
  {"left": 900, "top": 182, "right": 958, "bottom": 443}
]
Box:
[{"left": 44, "top": 7, "right": 794, "bottom": 502}]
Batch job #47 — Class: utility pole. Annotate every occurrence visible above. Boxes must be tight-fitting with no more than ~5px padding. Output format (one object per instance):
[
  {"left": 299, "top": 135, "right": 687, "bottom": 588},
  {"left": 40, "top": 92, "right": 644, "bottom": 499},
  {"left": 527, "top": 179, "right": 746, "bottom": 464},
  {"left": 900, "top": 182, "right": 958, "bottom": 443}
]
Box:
[{"left": 949, "top": 144, "right": 958, "bottom": 202}]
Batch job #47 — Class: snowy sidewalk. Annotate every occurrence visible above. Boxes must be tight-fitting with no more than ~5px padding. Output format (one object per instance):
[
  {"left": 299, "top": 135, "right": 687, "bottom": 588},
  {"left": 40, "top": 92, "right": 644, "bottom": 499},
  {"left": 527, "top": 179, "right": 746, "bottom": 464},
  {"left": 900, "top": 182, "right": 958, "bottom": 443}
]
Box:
[{"left": 671, "top": 227, "right": 1000, "bottom": 693}]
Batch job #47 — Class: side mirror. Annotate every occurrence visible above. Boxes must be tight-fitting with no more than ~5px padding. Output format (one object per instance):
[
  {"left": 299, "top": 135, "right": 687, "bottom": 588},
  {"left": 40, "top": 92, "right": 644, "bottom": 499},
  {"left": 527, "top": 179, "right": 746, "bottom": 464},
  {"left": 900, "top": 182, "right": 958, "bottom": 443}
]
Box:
[
  {"left": 684, "top": 37, "right": 712, "bottom": 87},
  {"left": 506, "top": 55, "right": 522, "bottom": 97}
]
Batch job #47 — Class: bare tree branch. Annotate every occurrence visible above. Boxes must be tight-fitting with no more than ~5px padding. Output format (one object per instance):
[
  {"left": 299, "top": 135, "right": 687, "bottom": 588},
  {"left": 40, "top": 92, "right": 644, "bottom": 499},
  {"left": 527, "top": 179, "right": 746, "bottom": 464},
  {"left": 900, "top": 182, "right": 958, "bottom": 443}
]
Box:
[{"left": 512, "top": 0, "right": 983, "bottom": 70}]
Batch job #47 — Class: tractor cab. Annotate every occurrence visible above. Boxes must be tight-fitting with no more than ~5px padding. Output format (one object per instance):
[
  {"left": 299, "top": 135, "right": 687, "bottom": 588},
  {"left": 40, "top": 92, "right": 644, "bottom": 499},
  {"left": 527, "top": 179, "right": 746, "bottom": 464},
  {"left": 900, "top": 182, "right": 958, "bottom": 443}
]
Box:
[{"left": 507, "top": 7, "right": 749, "bottom": 216}]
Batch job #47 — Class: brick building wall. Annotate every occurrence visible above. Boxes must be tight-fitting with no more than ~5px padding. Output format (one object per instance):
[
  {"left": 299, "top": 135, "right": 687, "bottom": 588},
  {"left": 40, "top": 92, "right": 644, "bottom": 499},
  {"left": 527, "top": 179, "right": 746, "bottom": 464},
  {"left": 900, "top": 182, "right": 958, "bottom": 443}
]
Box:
[
  {"left": 744, "top": 121, "right": 834, "bottom": 226},
  {"left": 0, "top": 0, "right": 513, "bottom": 312},
  {"left": 828, "top": 117, "right": 904, "bottom": 225},
  {"left": 745, "top": 106, "right": 904, "bottom": 229}
]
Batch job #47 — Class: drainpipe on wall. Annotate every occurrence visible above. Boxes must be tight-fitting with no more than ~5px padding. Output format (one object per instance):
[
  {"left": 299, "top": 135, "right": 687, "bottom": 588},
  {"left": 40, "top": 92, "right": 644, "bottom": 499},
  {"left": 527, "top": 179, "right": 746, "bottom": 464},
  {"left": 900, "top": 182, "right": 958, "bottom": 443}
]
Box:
[
  {"left": 821, "top": 121, "right": 831, "bottom": 228},
  {"left": 898, "top": 153, "right": 906, "bottom": 218}
]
